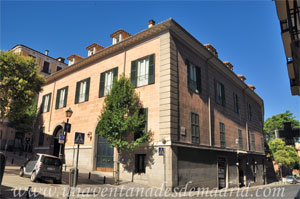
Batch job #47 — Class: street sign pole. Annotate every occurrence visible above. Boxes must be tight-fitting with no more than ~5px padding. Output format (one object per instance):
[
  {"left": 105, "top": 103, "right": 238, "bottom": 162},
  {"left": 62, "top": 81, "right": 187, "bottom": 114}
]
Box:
[
  {"left": 74, "top": 143, "right": 79, "bottom": 188},
  {"left": 73, "top": 132, "right": 85, "bottom": 188}
]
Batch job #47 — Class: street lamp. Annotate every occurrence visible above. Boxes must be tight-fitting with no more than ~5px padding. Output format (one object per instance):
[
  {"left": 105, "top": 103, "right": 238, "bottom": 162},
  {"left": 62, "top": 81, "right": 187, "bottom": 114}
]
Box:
[{"left": 59, "top": 108, "right": 73, "bottom": 163}]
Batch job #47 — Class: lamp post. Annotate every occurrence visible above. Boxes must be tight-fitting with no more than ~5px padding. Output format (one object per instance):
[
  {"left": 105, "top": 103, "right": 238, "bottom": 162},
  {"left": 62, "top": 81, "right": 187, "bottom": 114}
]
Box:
[{"left": 59, "top": 108, "right": 73, "bottom": 163}]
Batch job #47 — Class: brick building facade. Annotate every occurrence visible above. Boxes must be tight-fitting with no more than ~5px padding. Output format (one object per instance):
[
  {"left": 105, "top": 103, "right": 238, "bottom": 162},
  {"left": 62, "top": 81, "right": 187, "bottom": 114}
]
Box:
[{"left": 34, "top": 18, "right": 265, "bottom": 189}]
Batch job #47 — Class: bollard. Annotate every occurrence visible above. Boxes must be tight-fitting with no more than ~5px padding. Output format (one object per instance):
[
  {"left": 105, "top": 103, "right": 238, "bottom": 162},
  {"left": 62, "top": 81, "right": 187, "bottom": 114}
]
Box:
[
  {"left": 66, "top": 187, "right": 71, "bottom": 199},
  {"left": 26, "top": 186, "right": 32, "bottom": 199},
  {"left": 11, "top": 158, "right": 14, "bottom": 165},
  {"left": 103, "top": 176, "right": 106, "bottom": 184},
  {"left": 88, "top": 172, "right": 91, "bottom": 180}
]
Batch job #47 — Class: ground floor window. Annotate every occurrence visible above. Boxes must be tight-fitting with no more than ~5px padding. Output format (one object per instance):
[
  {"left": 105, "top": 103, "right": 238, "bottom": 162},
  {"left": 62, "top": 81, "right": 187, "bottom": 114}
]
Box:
[{"left": 135, "top": 154, "right": 146, "bottom": 173}]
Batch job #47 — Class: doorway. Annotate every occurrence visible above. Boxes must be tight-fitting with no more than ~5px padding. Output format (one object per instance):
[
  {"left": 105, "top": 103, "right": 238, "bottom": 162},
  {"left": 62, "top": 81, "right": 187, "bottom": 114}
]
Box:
[
  {"left": 96, "top": 136, "right": 114, "bottom": 172},
  {"left": 218, "top": 157, "right": 227, "bottom": 189},
  {"left": 52, "top": 126, "right": 63, "bottom": 157}
]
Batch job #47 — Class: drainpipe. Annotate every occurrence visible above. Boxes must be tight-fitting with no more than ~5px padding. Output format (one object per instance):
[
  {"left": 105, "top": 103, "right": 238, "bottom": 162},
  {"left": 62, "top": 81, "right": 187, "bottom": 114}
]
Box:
[
  {"left": 48, "top": 81, "right": 56, "bottom": 133},
  {"left": 205, "top": 54, "right": 214, "bottom": 146}
]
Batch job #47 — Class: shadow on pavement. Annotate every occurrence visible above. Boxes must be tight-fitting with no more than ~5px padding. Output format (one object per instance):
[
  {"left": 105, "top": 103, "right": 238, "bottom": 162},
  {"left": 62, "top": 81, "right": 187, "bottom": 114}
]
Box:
[{"left": 0, "top": 184, "right": 47, "bottom": 199}]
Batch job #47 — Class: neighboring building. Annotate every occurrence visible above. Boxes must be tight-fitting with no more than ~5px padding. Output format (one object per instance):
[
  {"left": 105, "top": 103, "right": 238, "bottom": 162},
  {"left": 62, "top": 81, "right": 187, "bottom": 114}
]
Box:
[
  {"left": 274, "top": 0, "right": 300, "bottom": 96},
  {"left": 34, "top": 19, "right": 265, "bottom": 189},
  {"left": 10, "top": 44, "right": 68, "bottom": 76},
  {"left": 0, "top": 45, "right": 68, "bottom": 151}
]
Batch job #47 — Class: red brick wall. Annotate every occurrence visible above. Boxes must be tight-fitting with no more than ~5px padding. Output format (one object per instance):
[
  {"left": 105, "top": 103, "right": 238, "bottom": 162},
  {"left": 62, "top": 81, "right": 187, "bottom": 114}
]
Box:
[{"left": 175, "top": 38, "right": 264, "bottom": 153}]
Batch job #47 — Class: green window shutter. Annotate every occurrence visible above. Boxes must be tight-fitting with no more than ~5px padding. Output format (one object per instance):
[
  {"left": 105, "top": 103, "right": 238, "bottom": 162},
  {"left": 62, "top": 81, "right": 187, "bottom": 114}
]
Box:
[
  {"left": 47, "top": 93, "right": 51, "bottom": 112},
  {"left": 55, "top": 89, "right": 60, "bottom": 109},
  {"left": 41, "top": 95, "right": 46, "bottom": 113},
  {"left": 85, "top": 78, "right": 90, "bottom": 102},
  {"left": 64, "top": 87, "right": 68, "bottom": 108},
  {"left": 186, "top": 59, "right": 190, "bottom": 89},
  {"left": 113, "top": 67, "right": 118, "bottom": 79},
  {"left": 221, "top": 83, "right": 225, "bottom": 106},
  {"left": 196, "top": 67, "right": 202, "bottom": 93},
  {"left": 75, "top": 81, "right": 80, "bottom": 104},
  {"left": 148, "top": 54, "right": 155, "bottom": 84},
  {"left": 131, "top": 60, "right": 137, "bottom": 87},
  {"left": 99, "top": 72, "right": 106, "bottom": 98},
  {"left": 144, "top": 108, "right": 148, "bottom": 133}
]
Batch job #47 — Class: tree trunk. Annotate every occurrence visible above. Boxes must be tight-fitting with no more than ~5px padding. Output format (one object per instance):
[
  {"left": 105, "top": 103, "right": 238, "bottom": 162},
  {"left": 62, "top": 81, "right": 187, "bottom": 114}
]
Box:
[{"left": 114, "top": 148, "right": 120, "bottom": 185}]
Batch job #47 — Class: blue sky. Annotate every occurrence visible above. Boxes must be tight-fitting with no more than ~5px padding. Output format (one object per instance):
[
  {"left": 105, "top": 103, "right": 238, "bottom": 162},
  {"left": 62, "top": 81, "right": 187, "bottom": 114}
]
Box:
[{"left": 1, "top": 1, "right": 299, "bottom": 120}]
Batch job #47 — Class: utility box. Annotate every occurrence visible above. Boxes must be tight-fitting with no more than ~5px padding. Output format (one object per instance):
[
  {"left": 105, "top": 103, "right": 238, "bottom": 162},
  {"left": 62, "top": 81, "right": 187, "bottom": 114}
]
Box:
[
  {"left": 0, "top": 152, "right": 6, "bottom": 185},
  {"left": 69, "top": 168, "right": 78, "bottom": 187}
]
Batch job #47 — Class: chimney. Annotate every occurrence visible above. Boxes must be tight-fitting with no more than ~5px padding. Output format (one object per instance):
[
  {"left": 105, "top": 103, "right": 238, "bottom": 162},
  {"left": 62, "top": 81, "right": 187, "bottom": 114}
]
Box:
[
  {"left": 248, "top": 84, "right": 256, "bottom": 91},
  {"left": 148, "top": 19, "right": 155, "bottom": 28},
  {"left": 204, "top": 44, "right": 218, "bottom": 57},
  {"left": 223, "top": 61, "right": 233, "bottom": 70},
  {"left": 237, "top": 74, "right": 246, "bottom": 81},
  {"left": 45, "top": 50, "right": 49, "bottom": 56}
]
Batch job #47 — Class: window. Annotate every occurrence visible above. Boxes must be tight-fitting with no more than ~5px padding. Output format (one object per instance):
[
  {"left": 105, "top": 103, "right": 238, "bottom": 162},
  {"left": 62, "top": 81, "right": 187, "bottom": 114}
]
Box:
[
  {"left": 99, "top": 67, "right": 118, "bottom": 97},
  {"left": 238, "top": 129, "right": 243, "bottom": 150},
  {"left": 215, "top": 81, "right": 225, "bottom": 106},
  {"left": 186, "top": 59, "right": 201, "bottom": 93},
  {"left": 56, "top": 66, "right": 62, "bottom": 72},
  {"left": 134, "top": 108, "right": 148, "bottom": 140},
  {"left": 88, "top": 47, "right": 96, "bottom": 56},
  {"left": 69, "top": 58, "right": 74, "bottom": 66},
  {"left": 113, "top": 34, "right": 122, "bottom": 44},
  {"left": 219, "top": 122, "right": 226, "bottom": 147},
  {"left": 38, "top": 127, "right": 44, "bottom": 146},
  {"left": 233, "top": 93, "right": 240, "bottom": 114},
  {"left": 248, "top": 103, "right": 252, "bottom": 121},
  {"left": 135, "top": 154, "right": 146, "bottom": 173},
  {"left": 41, "top": 93, "right": 51, "bottom": 113},
  {"left": 191, "top": 112, "right": 200, "bottom": 144},
  {"left": 131, "top": 54, "right": 155, "bottom": 87},
  {"left": 55, "top": 86, "right": 68, "bottom": 109},
  {"left": 42, "top": 61, "right": 50, "bottom": 74},
  {"left": 251, "top": 132, "right": 256, "bottom": 151},
  {"left": 75, "top": 78, "right": 90, "bottom": 104}
]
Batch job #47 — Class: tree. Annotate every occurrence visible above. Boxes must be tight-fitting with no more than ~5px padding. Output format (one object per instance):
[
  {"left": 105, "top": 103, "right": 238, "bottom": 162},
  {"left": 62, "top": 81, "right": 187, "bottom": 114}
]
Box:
[
  {"left": 8, "top": 101, "right": 39, "bottom": 133},
  {"left": 96, "top": 74, "right": 150, "bottom": 184},
  {"left": 268, "top": 139, "right": 300, "bottom": 170},
  {"left": 0, "top": 51, "right": 45, "bottom": 132},
  {"left": 264, "top": 110, "right": 300, "bottom": 140}
]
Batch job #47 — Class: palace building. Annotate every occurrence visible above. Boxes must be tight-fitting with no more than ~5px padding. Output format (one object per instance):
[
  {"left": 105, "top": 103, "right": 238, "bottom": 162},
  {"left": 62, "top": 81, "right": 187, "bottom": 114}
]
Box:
[{"left": 34, "top": 18, "right": 265, "bottom": 189}]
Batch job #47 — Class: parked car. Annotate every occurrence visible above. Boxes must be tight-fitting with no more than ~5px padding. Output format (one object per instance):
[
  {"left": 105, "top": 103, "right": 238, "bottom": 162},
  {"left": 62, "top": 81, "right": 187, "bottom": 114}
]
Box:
[
  {"left": 19, "top": 153, "right": 62, "bottom": 184},
  {"left": 286, "top": 175, "right": 297, "bottom": 184}
]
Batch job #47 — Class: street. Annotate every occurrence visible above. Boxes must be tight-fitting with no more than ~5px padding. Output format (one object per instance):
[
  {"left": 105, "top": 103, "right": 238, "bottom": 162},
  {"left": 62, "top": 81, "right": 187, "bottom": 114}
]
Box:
[{"left": 1, "top": 165, "right": 300, "bottom": 199}]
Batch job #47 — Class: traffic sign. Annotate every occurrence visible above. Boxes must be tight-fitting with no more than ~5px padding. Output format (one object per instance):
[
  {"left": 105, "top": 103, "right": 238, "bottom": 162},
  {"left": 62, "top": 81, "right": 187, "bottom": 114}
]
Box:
[
  {"left": 158, "top": 147, "right": 165, "bottom": 156},
  {"left": 64, "top": 123, "right": 71, "bottom": 133},
  {"left": 59, "top": 134, "right": 65, "bottom": 144},
  {"left": 74, "top": 132, "right": 85, "bottom": 144}
]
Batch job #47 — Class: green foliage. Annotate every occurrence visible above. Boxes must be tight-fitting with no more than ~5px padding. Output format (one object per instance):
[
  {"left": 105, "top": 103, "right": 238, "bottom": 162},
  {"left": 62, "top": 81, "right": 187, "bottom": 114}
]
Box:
[
  {"left": 268, "top": 139, "right": 300, "bottom": 169},
  {"left": 96, "top": 74, "right": 150, "bottom": 152},
  {"left": 264, "top": 110, "right": 300, "bottom": 140},
  {"left": 8, "top": 101, "right": 39, "bottom": 133},
  {"left": 0, "top": 51, "right": 45, "bottom": 131}
]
